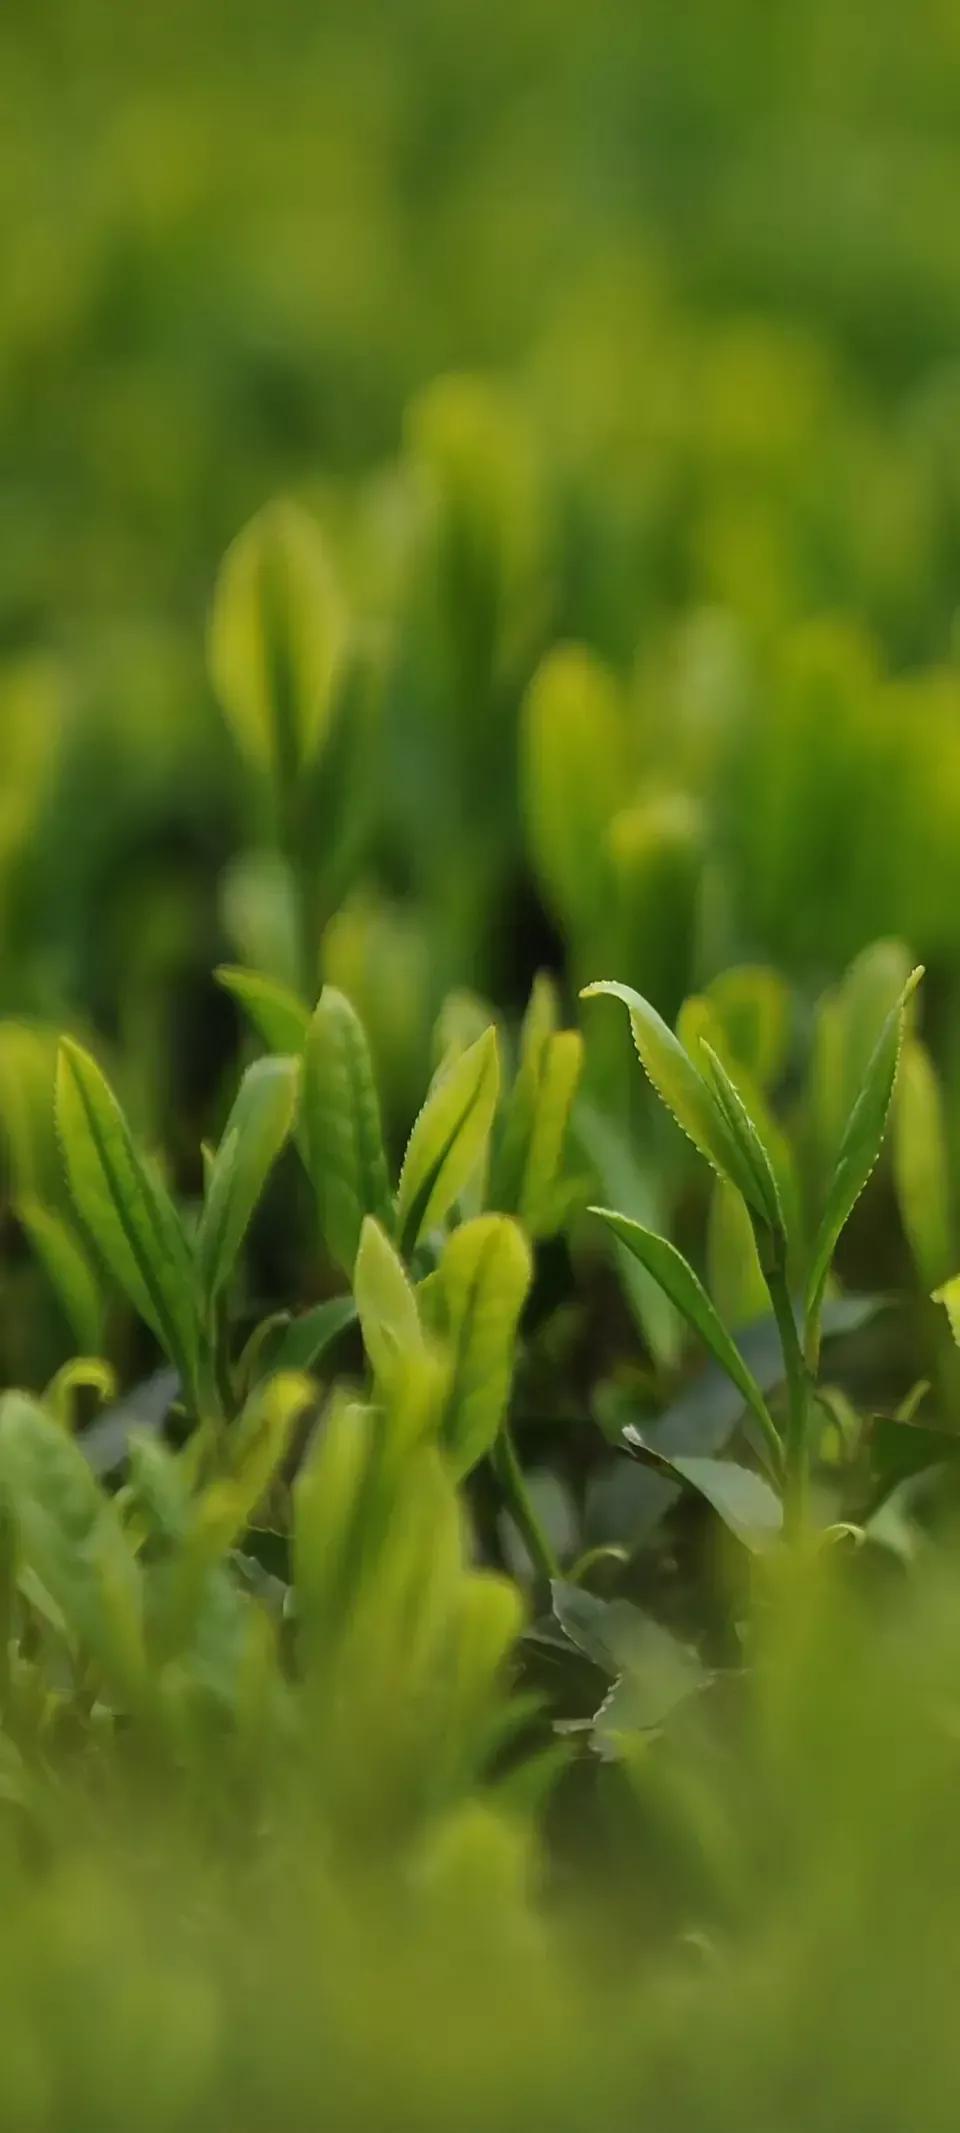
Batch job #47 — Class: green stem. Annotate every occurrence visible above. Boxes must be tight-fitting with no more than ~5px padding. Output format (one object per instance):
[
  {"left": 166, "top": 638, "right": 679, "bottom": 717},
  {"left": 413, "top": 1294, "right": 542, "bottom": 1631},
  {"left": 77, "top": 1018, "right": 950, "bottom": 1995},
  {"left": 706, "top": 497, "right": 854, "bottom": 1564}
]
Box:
[
  {"left": 767, "top": 1266, "right": 811, "bottom": 1541},
  {"left": 492, "top": 1425, "right": 559, "bottom": 1586}
]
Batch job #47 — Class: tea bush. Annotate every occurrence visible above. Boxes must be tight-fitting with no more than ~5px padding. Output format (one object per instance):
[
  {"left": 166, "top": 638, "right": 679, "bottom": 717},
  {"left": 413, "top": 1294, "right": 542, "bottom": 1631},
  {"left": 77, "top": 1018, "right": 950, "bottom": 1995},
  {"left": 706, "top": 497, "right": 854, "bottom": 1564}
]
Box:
[{"left": 7, "top": 0, "right": 960, "bottom": 2124}]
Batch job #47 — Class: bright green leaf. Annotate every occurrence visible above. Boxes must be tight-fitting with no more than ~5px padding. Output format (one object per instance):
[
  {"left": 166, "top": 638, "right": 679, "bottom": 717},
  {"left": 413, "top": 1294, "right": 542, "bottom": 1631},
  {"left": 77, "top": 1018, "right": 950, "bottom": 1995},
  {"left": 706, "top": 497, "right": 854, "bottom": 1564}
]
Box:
[
  {"left": 581, "top": 980, "right": 759, "bottom": 1211},
  {"left": 216, "top": 965, "right": 311, "bottom": 1054},
  {"left": 805, "top": 968, "right": 923, "bottom": 1353},
  {"left": 0, "top": 1391, "right": 145, "bottom": 1701},
  {"left": 197, "top": 1055, "right": 300, "bottom": 1309},
  {"left": 435, "top": 1215, "right": 532, "bottom": 1480},
  {"left": 56, "top": 1040, "right": 202, "bottom": 1403},
  {"left": 302, "top": 987, "right": 393, "bottom": 1275},
  {"left": 208, "top": 499, "right": 346, "bottom": 778},
  {"left": 396, "top": 1027, "right": 500, "bottom": 1250},
  {"left": 355, "top": 1217, "right": 423, "bottom": 1380}
]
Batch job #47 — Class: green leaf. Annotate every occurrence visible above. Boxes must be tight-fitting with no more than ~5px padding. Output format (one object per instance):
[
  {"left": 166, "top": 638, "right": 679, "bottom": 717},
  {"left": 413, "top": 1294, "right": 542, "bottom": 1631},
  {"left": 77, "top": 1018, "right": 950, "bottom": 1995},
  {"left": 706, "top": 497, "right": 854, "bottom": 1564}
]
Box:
[
  {"left": 434, "top": 1215, "right": 533, "bottom": 1480},
  {"left": 624, "top": 1439, "right": 783, "bottom": 1553},
  {"left": 190, "top": 1374, "right": 313, "bottom": 1563},
  {"left": 197, "top": 1056, "right": 300, "bottom": 1309},
  {"left": 56, "top": 1040, "right": 202, "bottom": 1403},
  {"left": 809, "top": 940, "right": 913, "bottom": 1186},
  {"left": 589, "top": 1208, "right": 781, "bottom": 1473},
  {"left": 216, "top": 965, "right": 311, "bottom": 1054},
  {"left": 574, "top": 1101, "right": 681, "bottom": 1370},
  {"left": 259, "top": 1295, "right": 356, "bottom": 1378},
  {"left": 302, "top": 987, "right": 393, "bottom": 1275},
  {"left": 396, "top": 1027, "right": 501, "bottom": 1251},
  {"left": 805, "top": 968, "right": 923, "bottom": 1349},
  {"left": 581, "top": 981, "right": 758, "bottom": 1211},
  {"left": 492, "top": 988, "right": 584, "bottom": 1240},
  {"left": 552, "top": 1581, "right": 708, "bottom": 1741},
  {"left": 354, "top": 1217, "right": 423, "bottom": 1380},
  {"left": 894, "top": 1037, "right": 954, "bottom": 1290},
  {"left": 698, "top": 1041, "right": 785, "bottom": 1246},
  {"left": 0, "top": 1391, "right": 145, "bottom": 1701},
  {"left": 208, "top": 499, "right": 346, "bottom": 779},
  {"left": 17, "top": 1198, "right": 105, "bottom": 1353}
]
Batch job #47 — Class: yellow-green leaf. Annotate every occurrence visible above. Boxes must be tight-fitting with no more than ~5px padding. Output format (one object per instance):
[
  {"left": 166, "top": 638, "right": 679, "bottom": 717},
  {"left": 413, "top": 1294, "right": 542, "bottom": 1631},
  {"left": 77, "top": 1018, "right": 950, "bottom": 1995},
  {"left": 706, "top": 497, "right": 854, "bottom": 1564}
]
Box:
[
  {"left": 216, "top": 965, "right": 311, "bottom": 1054},
  {"left": 581, "top": 980, "right": 759, "bottom": 1212},
  {"left": 805, "top": 968, "right": 923, "bottom": 1354},
  {"left": 435, "top": 1215, "right": 532, "bottom": 1479},
  {"left": 208, "top": 499, "right": 346, "bottom": 778},
  {"left": 397, "top": 1027, "right": 500, "bottom": 1250},
  {"left": 56, "top": 1040, "right": 202, "bottom": 1402},
  {"left": 355, "top": 1216, "right": 423, "bottom": 1380},
  {"left": 303, "top": 988, "right": 393, "bottom": 1275},
  {"left": 197, "top": 1055, "right": 300, "bottom": 1308}
]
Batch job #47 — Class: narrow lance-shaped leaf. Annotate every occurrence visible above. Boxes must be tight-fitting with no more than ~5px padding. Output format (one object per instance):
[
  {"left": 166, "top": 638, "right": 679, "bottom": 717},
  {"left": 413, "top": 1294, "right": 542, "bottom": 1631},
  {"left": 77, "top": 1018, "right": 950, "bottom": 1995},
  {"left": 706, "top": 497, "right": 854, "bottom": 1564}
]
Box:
[
  {"left": 303, "top": 988, "right": 394, "bottom": 1275},
  {"left": 56, "top": 1041, "right": 202, "bottom": 1404},
  {"left": 216, "top": 965, "right": 311, "bottom": 1054},
  {"left": 698, "top": 1041, "right": 786, "bottom": 1251},
  {"left": 396, "top": 1027, "right": 500, "bottom": 1251},
  {"left": 197, "top": 1055, "right": 300, "bottom": 1310},
  {"left": 580, "top": 981, "right": 760, "bottom": 1214},
  {"left": 433, "top": 1215, "right": 532, "bottom": 1480},
  {"left": 589, "top": 1209, "right": 782, "bottom": 1475},
  {"left": 805, "top": 968, "right": 923, "bottom": 1359}
]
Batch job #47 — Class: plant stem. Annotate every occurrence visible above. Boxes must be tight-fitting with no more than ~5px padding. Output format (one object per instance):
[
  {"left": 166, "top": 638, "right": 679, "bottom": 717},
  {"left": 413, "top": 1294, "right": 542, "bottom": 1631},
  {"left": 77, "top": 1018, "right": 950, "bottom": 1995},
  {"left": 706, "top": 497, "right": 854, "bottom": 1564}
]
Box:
[
  {"left": 492, "top": 1425, "right": 559, "bottom": 1586},
  {"left": 767, "top": 1265, "right": 811, "bottom": 1541}
]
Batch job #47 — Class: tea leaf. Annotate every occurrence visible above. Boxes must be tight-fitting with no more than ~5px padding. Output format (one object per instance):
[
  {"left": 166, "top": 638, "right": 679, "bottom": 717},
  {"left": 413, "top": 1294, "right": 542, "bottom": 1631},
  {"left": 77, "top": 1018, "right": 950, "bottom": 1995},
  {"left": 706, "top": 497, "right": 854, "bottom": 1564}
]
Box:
[
  {"left": 805, "top": 968, "right": 923, "bottom": 1352},
  {"left": 56, "top": 1040, "right": 202, "bottom": 1402},
  {"left": 435, "top": 1215, "right": 532, "bottom": 1479},
  {"left": 0, "top": 1391, "right": 145, "bottom": 1701},
  {"left": 589, "top": 1209, "right": 781, "bottom": 1471},
  {"left": 191, "top": 1374, "right": 312, "bottom": 1563},
  {"left": 492, "top": 999, "right": 583, "bottom": 1239},
  {"left": 552, "top": 1582, "right": 708, "bottom": 1737},
  {"left": 581, "top": 981, "right": 757, "bottom": 1208},
  {"left": 626, "top": 1447, "right": 783, "bottom": 1553},
  {"left": 209, "top": 499, "right": 346, "bottom": 777},
  {"left": 698, "top": 1041, "right": 786, "bottom": 1246},
  {"left": 216, "top": 965, "right": 311, "bottom": 1054},
  {"left": 397, "top": 1027, "right": 500, "bottom": 1250},
  {"left": 197, "top": 1055, "right": 300, "bottom": 1309},
  {"left": 303, "top": 987, "right": 394, "bottom": 1275},
  {"left": 355, "top": 1217, "right": 423, "bottom": 1380},
  {"left": 260, "top": 1295, "right": 357, "bottom": 1378}
]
